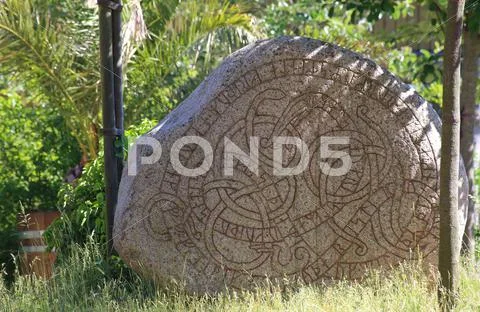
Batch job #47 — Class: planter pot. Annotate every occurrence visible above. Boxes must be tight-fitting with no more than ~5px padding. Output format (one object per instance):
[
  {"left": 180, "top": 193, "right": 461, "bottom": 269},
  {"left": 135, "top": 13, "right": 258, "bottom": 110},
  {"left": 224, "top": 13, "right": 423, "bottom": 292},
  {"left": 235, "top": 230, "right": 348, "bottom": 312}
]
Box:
[{"left": 17, "top": 211, "right": 61, "bottom": 279}]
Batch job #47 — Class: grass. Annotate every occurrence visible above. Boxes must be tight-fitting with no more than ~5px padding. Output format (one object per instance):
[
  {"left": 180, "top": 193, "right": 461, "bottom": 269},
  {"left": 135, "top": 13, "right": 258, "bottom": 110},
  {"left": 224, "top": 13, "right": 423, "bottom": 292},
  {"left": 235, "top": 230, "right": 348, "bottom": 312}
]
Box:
[{"left": 1, "top": 242, "right": 480, "bottom": 311}]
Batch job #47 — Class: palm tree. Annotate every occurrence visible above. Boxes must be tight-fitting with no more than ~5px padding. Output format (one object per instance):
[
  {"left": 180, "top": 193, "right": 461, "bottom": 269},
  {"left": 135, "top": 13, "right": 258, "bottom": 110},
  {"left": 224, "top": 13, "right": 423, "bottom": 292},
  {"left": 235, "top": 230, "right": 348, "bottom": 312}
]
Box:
[{"left": 0, "top": 0, "right": 255, "bottom": 159}]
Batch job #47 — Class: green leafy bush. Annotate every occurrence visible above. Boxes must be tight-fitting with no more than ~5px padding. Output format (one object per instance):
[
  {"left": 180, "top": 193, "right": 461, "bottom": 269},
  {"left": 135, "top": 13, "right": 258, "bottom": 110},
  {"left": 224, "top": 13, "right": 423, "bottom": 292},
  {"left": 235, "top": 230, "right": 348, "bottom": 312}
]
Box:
[
  {"left": 259, "top": 0, "right": 392, "bottom": 58},
  {"left": 388, "top": 46, "right": 444, "bottom": 106},
  {"left": 258, "top": 0, "right": 444, "bottom": 107},
  {"left": 45, "top": 119, "right": 157, "bottom": 266},
  {"left": 0, "top": 89, "right": 80, "bottom": 282}
]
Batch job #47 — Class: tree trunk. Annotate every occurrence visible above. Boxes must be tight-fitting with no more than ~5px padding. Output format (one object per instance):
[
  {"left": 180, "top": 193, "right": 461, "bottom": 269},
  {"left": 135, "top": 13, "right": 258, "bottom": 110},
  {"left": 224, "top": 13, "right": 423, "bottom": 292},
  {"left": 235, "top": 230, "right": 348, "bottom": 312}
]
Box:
[
  {"left": 460, "top": 27, "right": 479, "bottom": 257},
  {"left": 439, "top": 0, "right": 465, "bottom": 308}
]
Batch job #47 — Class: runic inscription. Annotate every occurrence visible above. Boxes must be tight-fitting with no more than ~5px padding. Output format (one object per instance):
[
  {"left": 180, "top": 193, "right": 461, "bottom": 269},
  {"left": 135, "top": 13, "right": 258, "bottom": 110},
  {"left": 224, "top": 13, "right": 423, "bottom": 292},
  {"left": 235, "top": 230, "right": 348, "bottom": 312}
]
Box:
[{"left": 114, "top": 37, "right": 467, "bottom": 293}]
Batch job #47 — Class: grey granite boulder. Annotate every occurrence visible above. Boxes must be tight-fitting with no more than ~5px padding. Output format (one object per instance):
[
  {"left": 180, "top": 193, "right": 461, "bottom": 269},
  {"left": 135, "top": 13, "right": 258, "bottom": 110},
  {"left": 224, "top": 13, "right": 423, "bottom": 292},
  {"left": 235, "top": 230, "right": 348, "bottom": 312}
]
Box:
[{"left": 114, "top": 36, "right": 468, "bottom": 293}]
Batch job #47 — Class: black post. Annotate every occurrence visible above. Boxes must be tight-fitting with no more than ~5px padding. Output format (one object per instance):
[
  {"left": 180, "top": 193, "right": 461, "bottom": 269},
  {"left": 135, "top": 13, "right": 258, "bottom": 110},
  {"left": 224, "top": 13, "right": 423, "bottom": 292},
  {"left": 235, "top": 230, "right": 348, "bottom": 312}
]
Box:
[
  {"left": 112, "top": 0, "right": 124, "bottom": 176},
  {"left": 99, "top": 0, "right": 123, "bottom": 256}
]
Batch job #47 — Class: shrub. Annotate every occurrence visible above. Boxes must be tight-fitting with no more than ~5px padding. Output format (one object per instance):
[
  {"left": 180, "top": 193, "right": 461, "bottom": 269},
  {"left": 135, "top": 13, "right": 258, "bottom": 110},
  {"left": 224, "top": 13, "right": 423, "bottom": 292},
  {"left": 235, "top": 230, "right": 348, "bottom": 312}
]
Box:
[
  {"left": 45, "top": 119, "right": 157, "bottom": 271},
  {"left": 0, "top": 89, "right": 80, "bottom": 283}
]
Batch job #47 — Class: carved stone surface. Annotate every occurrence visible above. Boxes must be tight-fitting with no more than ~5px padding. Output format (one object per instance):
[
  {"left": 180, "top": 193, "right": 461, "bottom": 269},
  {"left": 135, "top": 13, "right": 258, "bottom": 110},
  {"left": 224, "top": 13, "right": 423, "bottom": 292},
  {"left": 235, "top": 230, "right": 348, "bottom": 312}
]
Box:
[{"left": 114, "top": 37, "right": 468, "bottom": 293}]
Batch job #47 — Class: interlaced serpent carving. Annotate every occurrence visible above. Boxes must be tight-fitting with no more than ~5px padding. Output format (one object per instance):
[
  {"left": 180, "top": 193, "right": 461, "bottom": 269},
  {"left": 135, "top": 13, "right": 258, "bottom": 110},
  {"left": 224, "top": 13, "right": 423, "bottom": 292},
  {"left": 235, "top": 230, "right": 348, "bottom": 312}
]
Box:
[{"left": 135, "top": 58, "right": 440, "bottom": 288}]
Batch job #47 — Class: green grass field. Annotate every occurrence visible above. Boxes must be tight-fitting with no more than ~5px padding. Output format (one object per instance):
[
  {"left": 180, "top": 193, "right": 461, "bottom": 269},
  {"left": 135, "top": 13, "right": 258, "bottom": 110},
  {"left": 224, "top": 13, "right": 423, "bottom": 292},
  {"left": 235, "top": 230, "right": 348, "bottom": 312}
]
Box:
[{"left": 1, "top": 242, "right": 480, "bottom": 312}]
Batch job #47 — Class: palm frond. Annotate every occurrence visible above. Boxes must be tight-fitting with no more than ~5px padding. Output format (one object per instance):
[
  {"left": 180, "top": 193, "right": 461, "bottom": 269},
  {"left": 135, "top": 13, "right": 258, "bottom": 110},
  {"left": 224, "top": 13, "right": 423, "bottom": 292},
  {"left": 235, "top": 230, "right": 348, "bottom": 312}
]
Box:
[
  {"left": 0, "top": 0, "right": 100, "bottom": 157},
  {"left": 125, "top": 0, "right": 257, "bottom": 124}
]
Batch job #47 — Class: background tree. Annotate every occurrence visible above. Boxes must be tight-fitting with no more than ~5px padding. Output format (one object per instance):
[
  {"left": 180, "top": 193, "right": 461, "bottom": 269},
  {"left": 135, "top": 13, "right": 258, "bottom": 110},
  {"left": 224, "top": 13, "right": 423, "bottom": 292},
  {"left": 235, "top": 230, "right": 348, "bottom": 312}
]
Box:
[
  {"left": 438, "top": 0, "right": 465, "bottom": 307},
  {"left": 421, "top": 0, "right": 480, "bottom": 257},
  {"left": 460, "top": 0, "right": 480, "bottom": 257}
]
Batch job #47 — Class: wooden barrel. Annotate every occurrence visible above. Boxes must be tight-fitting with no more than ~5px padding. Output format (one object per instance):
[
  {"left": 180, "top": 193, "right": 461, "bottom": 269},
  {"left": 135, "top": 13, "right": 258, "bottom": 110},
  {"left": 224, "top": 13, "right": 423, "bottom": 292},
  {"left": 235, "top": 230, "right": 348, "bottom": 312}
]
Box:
[{"left": 17, "top": 211, "right": 61, "bottom": 278}]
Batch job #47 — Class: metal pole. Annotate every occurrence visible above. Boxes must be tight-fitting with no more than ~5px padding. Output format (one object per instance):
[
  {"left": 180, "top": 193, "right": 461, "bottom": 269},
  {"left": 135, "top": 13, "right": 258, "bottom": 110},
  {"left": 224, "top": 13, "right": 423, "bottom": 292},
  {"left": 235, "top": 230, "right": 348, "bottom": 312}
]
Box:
[
  {"left": 99, "top": 2, "right": 118, "bottom": 256},
  {"left": 112, "top": 0, "right": 124, "bottom": 177}
]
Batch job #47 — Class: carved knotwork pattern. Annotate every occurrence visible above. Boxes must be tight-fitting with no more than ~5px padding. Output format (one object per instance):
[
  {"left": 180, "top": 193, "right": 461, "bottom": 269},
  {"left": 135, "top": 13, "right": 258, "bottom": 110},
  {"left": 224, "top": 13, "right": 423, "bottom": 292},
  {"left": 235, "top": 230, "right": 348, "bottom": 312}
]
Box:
[{"left": 136, "top": 59, "right": 439, "bottom": 288}]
